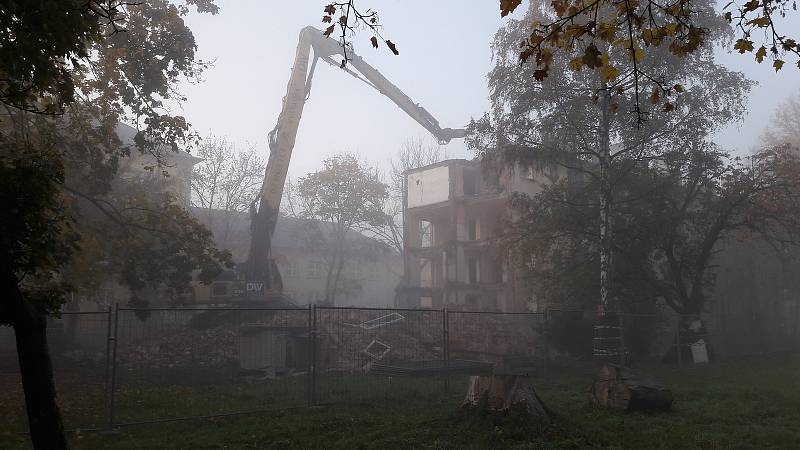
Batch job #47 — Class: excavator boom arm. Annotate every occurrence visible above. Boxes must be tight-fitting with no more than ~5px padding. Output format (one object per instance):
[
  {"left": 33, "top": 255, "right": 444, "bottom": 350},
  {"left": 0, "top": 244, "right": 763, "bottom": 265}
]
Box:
[{"left": 244, "top": 26, "right": 465, "bottom": 297}]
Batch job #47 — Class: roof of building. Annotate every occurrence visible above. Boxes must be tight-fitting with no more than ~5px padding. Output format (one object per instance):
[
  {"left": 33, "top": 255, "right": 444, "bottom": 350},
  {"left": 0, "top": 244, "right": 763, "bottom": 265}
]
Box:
[
  {"left": 116, "top": 122, "right": 203, "bottom": 165},
  {"left": 402, "top": 158, "right": 477, "bottom": 175}
]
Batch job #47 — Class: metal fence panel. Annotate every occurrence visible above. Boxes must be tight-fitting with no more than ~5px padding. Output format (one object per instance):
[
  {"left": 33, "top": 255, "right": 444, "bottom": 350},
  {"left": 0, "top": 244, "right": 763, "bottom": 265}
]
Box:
[
  {"left": 0, "top": 310, "right": 112, "bottom": 432},
  {"left": 113, "top": 308, "right": 310, "bottom": 425},
  {"left": 313, "top": 307, "right": 446, "bottom": 405},
  {"left": 447, "top": 311, "right": 546, "bottom": 378},
  {"left": 2, "top": 304, "right": 798, "bottom": 434}
]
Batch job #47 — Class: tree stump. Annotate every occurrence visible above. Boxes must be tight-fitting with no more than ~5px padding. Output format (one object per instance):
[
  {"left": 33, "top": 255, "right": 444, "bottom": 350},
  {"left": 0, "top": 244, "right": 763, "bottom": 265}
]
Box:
[
  {"left": 462, "top": 375, "right": 551, "bottom": 422},
  {"left": 591, "top": 364, "right": 673, "bottom": 412}
]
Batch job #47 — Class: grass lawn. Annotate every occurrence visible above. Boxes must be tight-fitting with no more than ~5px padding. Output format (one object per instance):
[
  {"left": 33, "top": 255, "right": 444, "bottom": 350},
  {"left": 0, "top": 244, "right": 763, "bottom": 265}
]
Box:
[{"left": 1, "top": 355, "right": 799, "bottom": 449}]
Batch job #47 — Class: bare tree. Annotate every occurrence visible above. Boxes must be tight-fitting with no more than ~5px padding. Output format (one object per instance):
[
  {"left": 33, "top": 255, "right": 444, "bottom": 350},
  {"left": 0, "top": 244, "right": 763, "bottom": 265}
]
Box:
[
  {"left": 287, "top": 154, "right": 389, "bottom": 304},
  {"left": 762, "top": 91, "right": 800, "bottom": 151},
  {"left": 191, "top": 135, "right": 265, "bottom": 249}
]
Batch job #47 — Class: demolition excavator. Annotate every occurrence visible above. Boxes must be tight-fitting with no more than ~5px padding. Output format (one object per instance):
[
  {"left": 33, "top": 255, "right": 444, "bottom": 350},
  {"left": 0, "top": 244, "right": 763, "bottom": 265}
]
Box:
[{"left": 243, "top": 26, "right": 465, "bottom": 302}]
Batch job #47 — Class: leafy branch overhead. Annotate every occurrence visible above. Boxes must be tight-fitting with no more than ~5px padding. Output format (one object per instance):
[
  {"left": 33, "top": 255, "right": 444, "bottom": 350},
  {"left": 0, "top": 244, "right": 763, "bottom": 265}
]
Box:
[
  {"left": 321, "top": 2, "right": 398, "bottom": 68},
  {"left": 726, "top": 0, "right": 800, "bottom": 71},
  {"left": 330, "top": 0, "right": 798, "bottom": 123},
  {"left": 501, "top": 0, "right": 799, "bottom": 79}
]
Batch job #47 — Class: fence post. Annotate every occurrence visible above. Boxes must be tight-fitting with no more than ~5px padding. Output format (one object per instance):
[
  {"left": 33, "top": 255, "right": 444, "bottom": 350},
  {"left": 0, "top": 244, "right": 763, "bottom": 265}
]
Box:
[
  {"left": 105, "top": 303, "right": 120, "bottom": 432},
  {"left": 102, "top": 306, "right": 113, "bottom": 431},
  {"left": 442, "top": 307, "right": 449, "bottom": 394},
  {"left": 676, "top": 315, "right": 682, "bottom": 368},
  {"left": 542, "top": 309, "right": 549, "bottom": 382},
  {"left": 617, "top": 312, "right": 627, "bottom": 367},
  {"left": 306, "top": 304, "right": 313, "bottom": 407},
  {"left": 310, "top": 304, "right": 317, "bottom": 407}
]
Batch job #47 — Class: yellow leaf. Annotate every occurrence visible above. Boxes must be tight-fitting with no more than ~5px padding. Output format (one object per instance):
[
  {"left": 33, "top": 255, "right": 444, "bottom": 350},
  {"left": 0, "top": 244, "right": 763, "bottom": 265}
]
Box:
[
  {"left": 598, "top": 22, "right": 617, "bottom": 41},
  {"left": 500, "top": 0, "right": 523, "bottom": 17},
  {"left": 673, "top": 84, "right": 685, "bottom": 93},
  {"left": 665, "top": 24, "right": 679, "bottom": 36},
  {"left": 600, "top": 64, "right": 620, "bottom": 82},
  {"left": 734, "top": 38, "right": 754, "bottom": 53},
  {"left": 747, "top": 16, "right": 770, "bottom": 27},
  {"left": 774, "top": 59, "right": 785, "bottom": 71},
  {"left": 568, "top": 57, "right": 584, "bottom": 71},
  {"left": 755, "top": 46, "right": 767, "bottom": 63}
]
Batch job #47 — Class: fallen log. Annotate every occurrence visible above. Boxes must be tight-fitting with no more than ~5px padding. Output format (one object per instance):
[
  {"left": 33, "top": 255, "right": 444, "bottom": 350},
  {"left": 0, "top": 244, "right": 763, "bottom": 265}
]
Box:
[
  {"left": 462, "top": 375, "right": 551, "bottom": 422},
  {"left": 591, "top": 364, "right": 673, "bottom": 412}
]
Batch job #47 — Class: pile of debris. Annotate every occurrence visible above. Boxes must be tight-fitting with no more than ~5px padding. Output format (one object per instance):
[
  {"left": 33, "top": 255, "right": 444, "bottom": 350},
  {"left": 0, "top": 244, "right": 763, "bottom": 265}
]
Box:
[
  {"left": 448, "top": 314, "right": 541, "bottom": 360},
  {"left": 316, "top": 311, "right": 442, "bottom": 371},
  {"left": 121, "top": 325, "right": 239, "bottom": 369}
]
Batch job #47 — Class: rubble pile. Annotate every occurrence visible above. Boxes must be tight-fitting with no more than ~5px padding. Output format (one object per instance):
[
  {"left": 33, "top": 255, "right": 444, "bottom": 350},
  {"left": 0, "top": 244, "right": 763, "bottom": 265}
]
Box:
[
  {"left": 117, "top": 310, "right": 541, "bottom": 373},
  {"left": 315, "top": 309, "right": 443, "bottom": 370},
  {"left": 121, "top": 325, "right": 239, "bottom": 368},
  {"left": 448, "top": 314, "right": 541, "bottom": 359}
]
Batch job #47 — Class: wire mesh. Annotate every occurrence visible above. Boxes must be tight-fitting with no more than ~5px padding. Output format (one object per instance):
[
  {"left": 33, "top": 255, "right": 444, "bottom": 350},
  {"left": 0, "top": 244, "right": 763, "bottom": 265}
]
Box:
[
  {"left": 313, "top": 306, "right": 446, "bottom": 406},
  {"left": 0, "top": 311, "right": 112, "bottom": 432},
  {"left": 2, "top": 304, "right": 798, "bottom": 433},
  {"left": 447, "top": 311, "right": 546, "bottom": 379},
  {"left": 112, "top": 307, "right": 310, "bottom": 424}
]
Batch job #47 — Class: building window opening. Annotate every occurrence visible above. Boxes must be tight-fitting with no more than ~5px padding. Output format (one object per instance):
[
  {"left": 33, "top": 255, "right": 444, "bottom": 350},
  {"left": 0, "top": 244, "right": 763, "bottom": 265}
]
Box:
[
  {"left": 468, "top": 257, "right": 480, "bottom": 284},
  {"left": 468, "top": 219, "right": 479, "bottom": 241},
  {"left": 420, "top": 220, "right": 434, "bottom": 248},
  {"left": 307, "top": 260, "right": 325, "bottom": 278},
  {"left": 463, "top": 170, "right": 479, "bottom": 196},
  {"left": 211, "top": 282, "right": 230, "bottom": 297},
  {"left": 420, "top": 260, "right": 434, "bottom": 288},
  {"left": 367, "top": 264, "right": 379, "bottom": 280},
  {"left": 285, "top": 260, "right": 297, "bottom": 277}
]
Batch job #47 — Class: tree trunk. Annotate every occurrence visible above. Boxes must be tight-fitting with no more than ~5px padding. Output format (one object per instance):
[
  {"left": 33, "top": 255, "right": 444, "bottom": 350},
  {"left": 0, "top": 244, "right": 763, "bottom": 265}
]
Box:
[
  {"left": 2, "top": 270, "right": 68, "bottom": 449},
  {"left": 462, "top": 375, "right": 550, "bottom": 422},
  {"left": 591, "top": 364, "right": 672, "bottom": 412},
  {"left": 597, "top": 89, "right": 612, "bottom": 316}
]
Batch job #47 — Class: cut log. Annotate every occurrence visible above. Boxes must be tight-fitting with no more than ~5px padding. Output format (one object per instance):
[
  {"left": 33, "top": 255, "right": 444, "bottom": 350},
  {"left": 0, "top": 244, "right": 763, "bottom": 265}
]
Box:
[
  {"left": 591, "top": 364, "right": 673, "bottom": 412},
  {"left": 462, "top": 375, "right": 550, "bottom": 422}
]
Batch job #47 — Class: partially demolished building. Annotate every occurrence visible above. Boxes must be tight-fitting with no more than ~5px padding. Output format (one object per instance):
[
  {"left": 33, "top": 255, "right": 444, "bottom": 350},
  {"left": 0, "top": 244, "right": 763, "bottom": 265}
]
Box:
[{"left": 397, "top": 158, "right": 568, "bottom": 312}]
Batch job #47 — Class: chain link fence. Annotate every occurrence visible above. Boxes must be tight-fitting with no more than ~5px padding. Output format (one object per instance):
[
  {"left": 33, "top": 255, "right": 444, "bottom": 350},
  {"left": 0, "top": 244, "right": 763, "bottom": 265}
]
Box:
[{"left": 1, "top": 305, "right": 798, "bottom": 433}]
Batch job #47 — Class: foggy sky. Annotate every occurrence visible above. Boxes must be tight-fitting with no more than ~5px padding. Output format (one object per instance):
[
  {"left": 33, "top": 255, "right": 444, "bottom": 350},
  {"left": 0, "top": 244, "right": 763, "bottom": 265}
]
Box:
[{"left": 179, "top": 1, "right": 800, "bottom": 178}]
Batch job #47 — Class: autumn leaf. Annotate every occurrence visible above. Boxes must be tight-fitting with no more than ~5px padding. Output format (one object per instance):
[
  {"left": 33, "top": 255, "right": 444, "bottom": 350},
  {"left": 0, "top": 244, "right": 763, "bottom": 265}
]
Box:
[
  {"left": 568, "top": 57, "right": 584, "bottom": 71},
  {"left": 743, "top": 0, "right": 761, "bottom": 12},
  {"left": 734, "top": 38, "right": 755, "bottom": 53},
  {"left": 500, "top": 0, "right": 523, "bottom": 17},
  {"left": 581, "top": 43, "right": 603, "bottom": 68},
  {"left": 662, "top": 102, "right": 674, "bottom": 112},
  {"left": 747, "top": 16, "right": 770, "bottom": 27},
  {"left": 323, "top": 25, "right": 335, "bottom": 37},
  {"left": 386, "top": 40, "right": 399, "bottom": 55},
  {"left": 600, "top": 64, "right": 620, "bottom": 82},
  {"left": 324, "top": 4, "right": 336, "bottom": 15},
  {"left": 650, "top": 88, "right": 660, "bottom": 104},
  {"left": 597, "top": 22, "right": 617, "bottom": 41},
  {"left": 533, "top": 68, "right": 549, "bottom": 81},
  {"left": 370, "top": 36, "right": 378, "bottom": 48},
  {"left": 773, "top": 59, "right": 785, "bottom": 71},
  {"left": 673, "top": 84, "right": 685, "bottom": 93},
  {"left": 322, "top": 15, "right": 332, "bottom": 23},
  {"left": 755, "top": 46, "right": 767, "bottom": 63}
]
